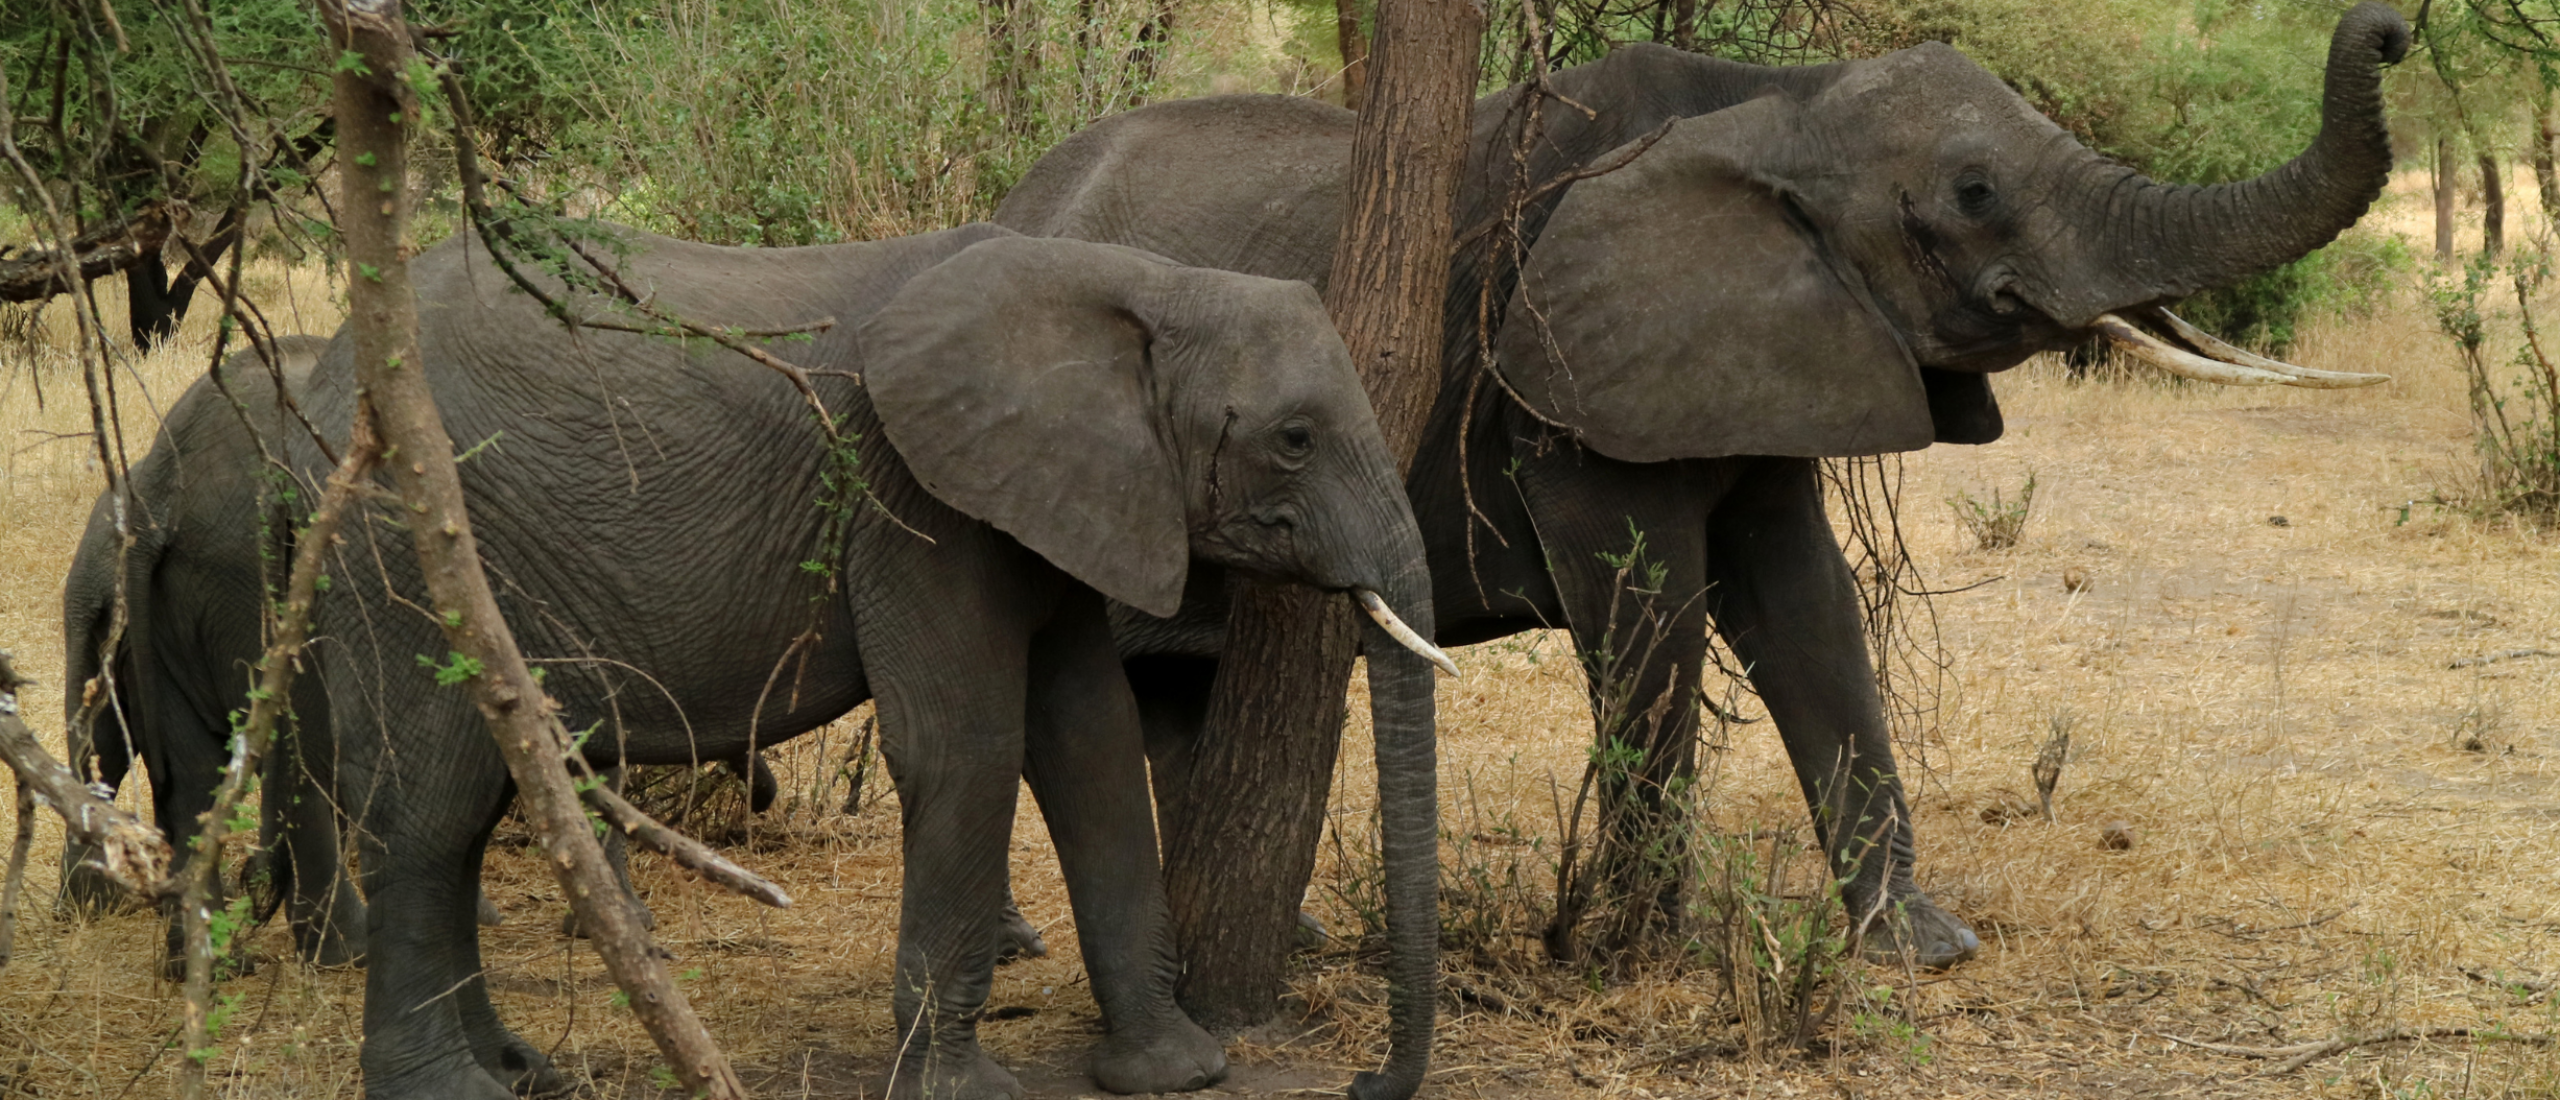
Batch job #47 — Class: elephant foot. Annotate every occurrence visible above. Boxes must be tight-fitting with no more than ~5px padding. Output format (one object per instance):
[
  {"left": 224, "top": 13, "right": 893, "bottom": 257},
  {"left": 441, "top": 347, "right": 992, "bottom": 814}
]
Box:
[
  {"left": 294, "top": 919, "right": 367, "bottom": 970},
  {"left": 992, "top": 900, "right": 1047, "bottom": 964},
  {"left": 887, "top": 1045, "right": 1022, "bottom": 1100},
  {"left": 55, "top": 849, "right": 137, "bottom": 917},
  {"left": 294, "top": 886, "right": 371, "bottom": 969},
  {"left": 477, "top": 893, "right": 506, "bottom": 927},
  {"left": 1851, "top": 890, "right": 1980, "bottom": 970},
  {"left": 367, "top": 1051, "right": 519, "bottom": 1100},
  {"left": 477, "top": 1031, "right": 571, "bottom": 1097},
  {"left": 1090, "top": 1017, "right": 1226, "bottom": 1095}
]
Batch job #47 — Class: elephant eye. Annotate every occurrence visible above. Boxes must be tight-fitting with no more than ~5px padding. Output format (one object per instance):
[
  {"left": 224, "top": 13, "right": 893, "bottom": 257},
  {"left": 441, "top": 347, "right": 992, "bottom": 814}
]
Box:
[
  {"left": 1955, "top": 173, "right": 1998, "bottom": 218},
  {"left": 1278, "top": 424, "right": 1315, "bottom": 457}
]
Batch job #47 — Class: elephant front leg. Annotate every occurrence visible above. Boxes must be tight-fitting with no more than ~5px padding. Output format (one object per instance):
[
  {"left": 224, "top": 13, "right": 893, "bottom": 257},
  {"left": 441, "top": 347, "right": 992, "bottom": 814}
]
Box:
[
  {"left": 876, "top": 687, "right": 1031, "bottom": 1100},
  {"left": 1706, "top": 458, "right": 1979, "bottom": 970},
  {"left": 1517, "top": 453, "right": 1714, "bottom": 959},
  {"left": 1025, "top": 599, "right": 1224, "bottom": 1095}
]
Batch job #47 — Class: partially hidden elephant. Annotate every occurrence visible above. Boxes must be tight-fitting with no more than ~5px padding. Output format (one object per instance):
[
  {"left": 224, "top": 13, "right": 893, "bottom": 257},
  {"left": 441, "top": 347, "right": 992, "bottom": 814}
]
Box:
[
  {"left": 285, "top": 225, "right": 1447, "bottom": 1100},
  {"left": 997, "top": 2, "right": 2409, "bottom": 968},
  {"left": 57, "top": 335, "right": 371, "bottom": 970},
  {"left": 54, "top": 333, "right": 721, "bottom": 965}
]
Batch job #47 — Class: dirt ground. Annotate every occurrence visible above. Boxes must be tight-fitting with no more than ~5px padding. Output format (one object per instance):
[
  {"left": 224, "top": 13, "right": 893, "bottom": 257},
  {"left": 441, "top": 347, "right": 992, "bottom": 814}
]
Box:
[{"left": 4, "top": 179, "right": 2559, "bottom": 1098}]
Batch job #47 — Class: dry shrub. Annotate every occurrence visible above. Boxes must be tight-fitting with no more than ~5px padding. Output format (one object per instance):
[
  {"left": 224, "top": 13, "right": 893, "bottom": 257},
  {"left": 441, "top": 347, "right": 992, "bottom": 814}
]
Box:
[{"left": 1948, "top": 469, "right": 2039, "bottom": 551}]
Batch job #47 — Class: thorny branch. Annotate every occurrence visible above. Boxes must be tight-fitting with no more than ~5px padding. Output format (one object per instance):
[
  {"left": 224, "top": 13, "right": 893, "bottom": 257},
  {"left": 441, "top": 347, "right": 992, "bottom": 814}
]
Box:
[
  {"left": 177, "top": 401, "right": 383, "bottom": 1099},
  {"left": 2165, "top": 1026, "right": 2557, "bottom": 1075}
]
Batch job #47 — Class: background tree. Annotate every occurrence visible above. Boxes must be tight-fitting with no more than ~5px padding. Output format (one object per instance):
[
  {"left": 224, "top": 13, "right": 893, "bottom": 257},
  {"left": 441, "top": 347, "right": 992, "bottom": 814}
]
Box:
[{"left": 1162, "top": 0, "right": 1482, "bottom": 1039}]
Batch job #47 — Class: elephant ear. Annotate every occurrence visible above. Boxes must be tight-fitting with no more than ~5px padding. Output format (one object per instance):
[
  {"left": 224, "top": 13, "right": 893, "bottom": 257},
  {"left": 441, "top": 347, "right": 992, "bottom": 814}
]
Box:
[
  {"left": 1494, "top": 94, "right": 1936, "bottom": 463},
  {"left": 860, "top": 237, "right": 1189, "bottom": 617}
]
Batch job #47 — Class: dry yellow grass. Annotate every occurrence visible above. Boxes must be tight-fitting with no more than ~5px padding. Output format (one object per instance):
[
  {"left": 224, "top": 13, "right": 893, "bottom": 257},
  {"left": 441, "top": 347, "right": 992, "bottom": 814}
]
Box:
[{"left": 5, "top": 179, "right": 2560, "bottom": 1097}]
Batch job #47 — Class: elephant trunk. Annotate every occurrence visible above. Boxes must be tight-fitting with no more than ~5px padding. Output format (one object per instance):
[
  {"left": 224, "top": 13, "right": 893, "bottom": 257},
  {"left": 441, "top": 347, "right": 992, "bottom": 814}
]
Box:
[
  {"left": 1347, "top": 560, "right": 1440, "bottom": 1100},
  {"left": 2057, "top": 1, "right": 2407, "bottom": 326}
]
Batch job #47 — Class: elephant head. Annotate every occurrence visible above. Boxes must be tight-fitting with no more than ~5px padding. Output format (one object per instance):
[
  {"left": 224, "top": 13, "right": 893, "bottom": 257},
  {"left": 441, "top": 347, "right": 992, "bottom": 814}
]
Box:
[
  {"left": 1496, "top": 2, "right": 2407, "bottom": 463},
  {"left": 857, "top": 236, "right": 1448, "bottom": 1094}
]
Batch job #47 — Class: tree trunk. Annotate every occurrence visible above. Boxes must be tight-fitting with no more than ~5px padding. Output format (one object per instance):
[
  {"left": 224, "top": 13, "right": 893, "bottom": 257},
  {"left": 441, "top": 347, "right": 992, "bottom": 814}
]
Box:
[
  {"left": 2537, "top": 118, "right": 2559, "bottom": 232},
  {"left": 982, "top": 0, "right": 1036, "bottom": 134},
  {"left": 318, "top": 3, "right": 745, "bottom": 1095},
  {"left": 2436, "top": 138, "right": 2457, "bottom": 263},
  {"left": 1335, "top": 0, "right": 1368, "bottom": 111},
  {"left": 1160, "top": 0, "right": 1482, "bottom": 1032},
  {"left": 2481, "top": 153, "right": 2505, "bottom": 259}
]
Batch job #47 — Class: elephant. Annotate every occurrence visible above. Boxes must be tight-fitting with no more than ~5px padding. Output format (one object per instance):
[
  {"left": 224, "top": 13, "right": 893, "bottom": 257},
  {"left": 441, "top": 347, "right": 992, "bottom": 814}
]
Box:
[
  {"left": 57, "top": 334, "right": 371, "bottom": 971},
  {"left": 996, "top": 2, "right": 2408, "bottom": 968},
  {"left": 280, "top": 223, "right": 1447, "bottom": 1100}
]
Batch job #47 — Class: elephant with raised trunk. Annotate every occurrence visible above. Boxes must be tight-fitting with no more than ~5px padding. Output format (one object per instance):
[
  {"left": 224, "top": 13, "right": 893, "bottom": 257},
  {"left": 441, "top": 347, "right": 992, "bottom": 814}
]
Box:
[
  {"left": 289, "top": 225, "right": 1448, "bottom": 1100},
  {"left": 999, "top": 3, "right": 2406, "bottom": 968}
]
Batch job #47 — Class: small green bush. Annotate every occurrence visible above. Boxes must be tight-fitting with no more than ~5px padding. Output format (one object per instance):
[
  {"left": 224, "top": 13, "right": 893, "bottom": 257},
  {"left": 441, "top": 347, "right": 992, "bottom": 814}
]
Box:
[{"left": 1948, "top": 471, "right": 2036, "bottom": 551}]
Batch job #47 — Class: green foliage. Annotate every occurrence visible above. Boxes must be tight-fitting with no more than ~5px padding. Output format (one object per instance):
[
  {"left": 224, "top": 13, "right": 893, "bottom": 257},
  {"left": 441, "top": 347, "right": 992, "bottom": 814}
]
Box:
[
  {"left": 525, "top": 0, "right": 1175, "bottom": 245},
  {"left": 2177, "top": 226, "right": 2417, "bottom": 355},
  {"left": 416, "top": 650, "right": 487, "bottom": 687},
  {"left": 0, "top": 0, "right": 333, "bottom": 221},
  {"left": 1947, "top": 470, "right": 2034, "bottom": 552},
  {"left": 2428, "top": 248, "right": 2560, "bottom": 520},
  {"left": 1690, "top": 827, "right": 1850, "bottom": 1057}
]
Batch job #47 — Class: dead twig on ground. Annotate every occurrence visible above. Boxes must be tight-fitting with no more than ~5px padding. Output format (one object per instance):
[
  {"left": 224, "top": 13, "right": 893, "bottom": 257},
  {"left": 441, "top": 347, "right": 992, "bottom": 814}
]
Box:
[
  {"left": 2164, "top": 1026, "right": 2555, "bottom": 1075},
  {"left": 2448, "top": 647, "right": 2559, "bottom": 668}
]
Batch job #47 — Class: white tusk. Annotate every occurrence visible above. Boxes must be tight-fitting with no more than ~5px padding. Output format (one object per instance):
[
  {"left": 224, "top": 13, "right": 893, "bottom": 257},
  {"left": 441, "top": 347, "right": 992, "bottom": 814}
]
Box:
[
  {"left": 1355, "top": 589, "right": 1459, "bottom": 678},
  {"left": 2094, "top": 313, "right": 2294, "bottom": 386},
  {"left": 2145, "top": 308, "right": 2389, "bottom": 388}
]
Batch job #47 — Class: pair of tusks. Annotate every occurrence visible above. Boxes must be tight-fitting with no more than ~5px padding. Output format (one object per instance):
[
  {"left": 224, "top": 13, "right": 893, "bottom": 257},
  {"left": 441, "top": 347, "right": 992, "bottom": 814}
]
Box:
[
  {"left": 2092, "top": 307, "right": 2388, "bottom": 388},
  {"left": 1355, "top": 589, "right": 1461, "bottom": 677}
]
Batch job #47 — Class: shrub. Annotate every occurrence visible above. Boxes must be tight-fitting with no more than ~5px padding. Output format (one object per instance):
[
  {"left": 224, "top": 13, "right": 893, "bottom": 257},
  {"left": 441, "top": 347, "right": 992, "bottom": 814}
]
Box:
[{"left": 1948, "top": 470, "right": 2036, "bottom": 551}]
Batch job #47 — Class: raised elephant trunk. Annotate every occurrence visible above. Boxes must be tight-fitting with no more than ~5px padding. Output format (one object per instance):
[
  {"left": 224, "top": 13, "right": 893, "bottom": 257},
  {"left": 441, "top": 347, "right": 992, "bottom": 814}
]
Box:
[
  {"left": 2059, "top": 2, "right": 2408, "bottom": 327},
  {"left": 1347, "top": 560, "right": 1441, "bottom": 1100}
]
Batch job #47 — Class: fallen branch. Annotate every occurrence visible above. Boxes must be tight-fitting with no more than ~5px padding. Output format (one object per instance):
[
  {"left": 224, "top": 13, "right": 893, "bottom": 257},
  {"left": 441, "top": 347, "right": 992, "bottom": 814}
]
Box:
[
  {"left": 578, "top": 780, "right": 792, "bottom": 909},
  {"left": 0, "top": 651, "right": 171, "bottom": 918},
  {"left": 0, "top": 205, "right": 173, "bottom": 303},
  {"left": 2449, "top": 648, "right": 2559, "bottom": 669},
  {"left": 2164, "top": 1026, "right": 2554, "bottom": 1075}
]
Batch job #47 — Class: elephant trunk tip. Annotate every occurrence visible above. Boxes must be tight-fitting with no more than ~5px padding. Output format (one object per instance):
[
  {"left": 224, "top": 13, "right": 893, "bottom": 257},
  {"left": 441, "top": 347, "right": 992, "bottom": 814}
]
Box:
[{"left": 1348, "top": 1067, "right": 1424, "bottom": 1100}]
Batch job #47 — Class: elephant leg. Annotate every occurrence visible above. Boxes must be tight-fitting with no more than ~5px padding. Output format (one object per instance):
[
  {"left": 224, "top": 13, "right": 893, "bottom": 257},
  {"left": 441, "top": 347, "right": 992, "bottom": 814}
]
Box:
[
  {"left": 150, "top": 691, "right": 233, "bottom": 980},
  {"left": 1024, "top": 596, "right": 1223, "bottom": 1095},
  {"left": 57, "top": 698, "right": 137, "bottom": 916},
  {"left": 872, "top": 648, "right": 1033, "bottom": 1100},
  {"left": 1704, "top": 458, "right": 1978, "bottom": 970},
  {"left": 274, "top": 696, "right": 367, "bottom": 968},
  {"left": 1516, "top": 451, "right": 1714, "bottom": 958},
  {"left": 453, "top": 821, "right": 572, "bottom": 1095},
  {"left": 353, "top": 729, "right": 527, "bottom": 1100},
  {"left": 560, "top": 765, "right": 653, "bottom": 940}
]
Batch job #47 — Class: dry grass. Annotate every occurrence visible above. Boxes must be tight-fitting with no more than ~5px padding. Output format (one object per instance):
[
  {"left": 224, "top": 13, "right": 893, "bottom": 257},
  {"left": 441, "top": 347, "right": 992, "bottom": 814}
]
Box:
[{"left": 6, "top": 180, "right": 2560, "bottom": 1097}]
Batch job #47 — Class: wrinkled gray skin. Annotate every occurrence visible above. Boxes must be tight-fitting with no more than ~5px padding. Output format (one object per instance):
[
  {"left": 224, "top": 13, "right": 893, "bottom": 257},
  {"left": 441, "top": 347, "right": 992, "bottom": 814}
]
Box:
[
  {"left": 57, "top": 335, "right": 370, "bottom": 972},
  {"left": 54, "top": 339, "right": 681, "bottom": 962},
  {"left": 284, "top": 225, "right": 1438, "bottom": 1100},
  {"left": 1001, "top": 3, "right": 2409, "bottom": 969}
]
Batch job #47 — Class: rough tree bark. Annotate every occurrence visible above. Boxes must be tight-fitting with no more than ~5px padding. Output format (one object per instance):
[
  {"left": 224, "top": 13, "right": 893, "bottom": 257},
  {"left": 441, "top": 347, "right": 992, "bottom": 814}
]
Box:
[
  {"left": 0, "top": 204, "right": 172, "bottom": 303},
  {"left": 1161, "top": 0, "right": 1483, "bottom": 1030},
  {"left": 2480, "top": 153, "right": 2505, "bottom": 259},
  {"left": 1336, "top": 0, "right": 1369, "bottom": 111},
  {"left": 2537, "top": 90, "right": 2559, "bottom": 228},
  {"left": 2436, "top": 138, "right": 2457, "bottom": 263},
  {"left": 319, "top": 3, "right": 749, "bottom": 1095}
]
